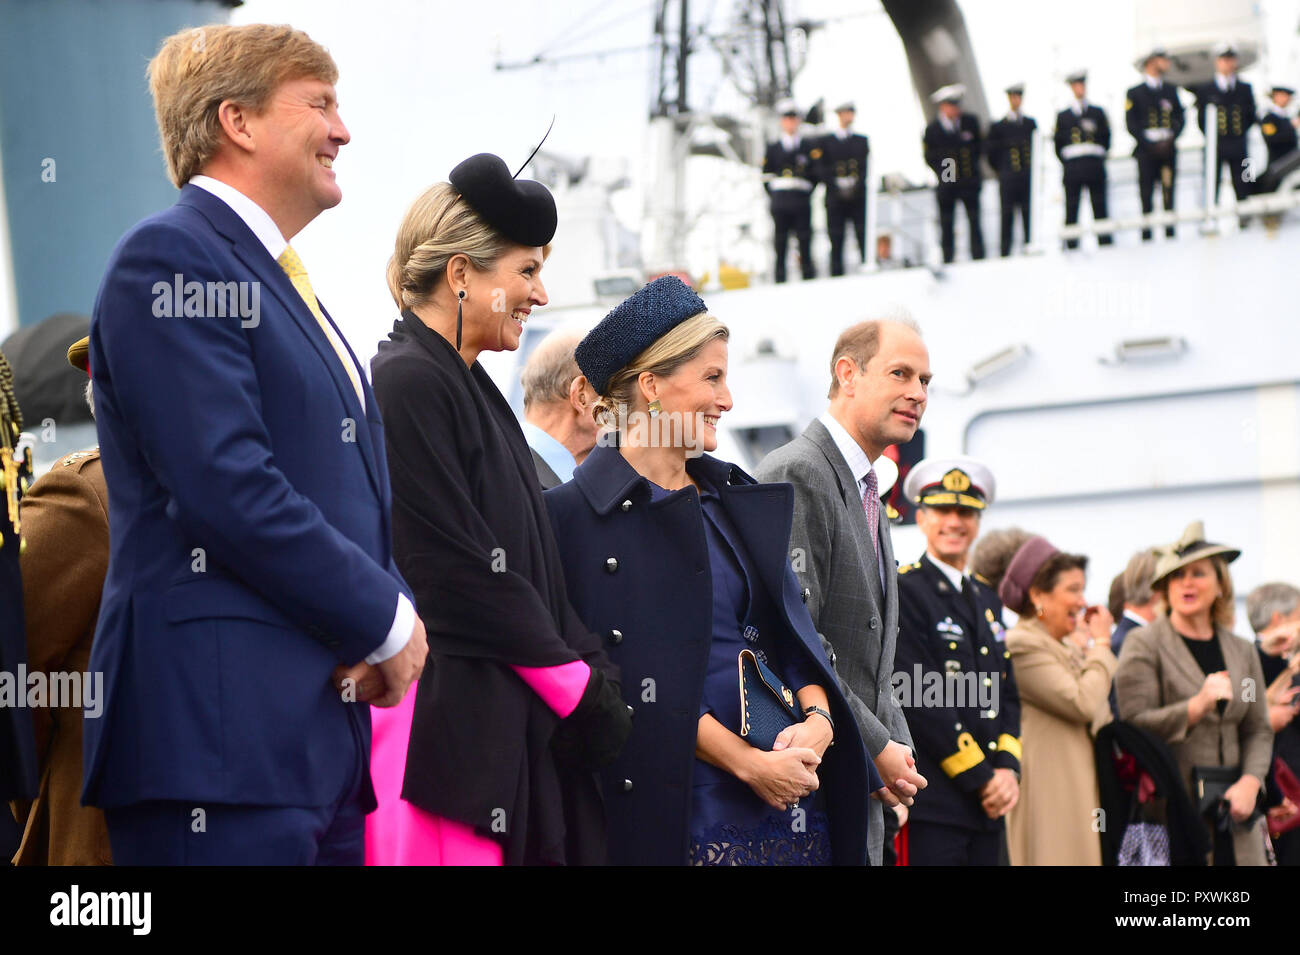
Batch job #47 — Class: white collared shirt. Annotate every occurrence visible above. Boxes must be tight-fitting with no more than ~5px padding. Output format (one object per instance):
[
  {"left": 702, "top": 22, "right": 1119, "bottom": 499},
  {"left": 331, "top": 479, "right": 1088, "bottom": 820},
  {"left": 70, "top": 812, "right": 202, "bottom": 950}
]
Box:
[
  {"left": 1073, "top": 99, "right": 1087, "bottom": 115},
  {"left": 836, "top": 127, "right": 852, "bottom": 140},
  {"left": 188, "top": 175, "right": 411, "bottom": 663},
  {"left": 928, "top": 552, "right": 968, "bottom": 592},
  {"left": 1216, "top": 73, "right": 1235, "bottom": 93},
  {"left": 1123, "top": 608, "right": 1150, "bottom": 628},
  {"left": 781, "top": 134, "right": 800, "bottom": 152},
  {"left": 1146, "top": 75, "right": 1161, "bottom": 90},
  {"left": 190, "top": 175, "right": 288, "bottom": 259}
]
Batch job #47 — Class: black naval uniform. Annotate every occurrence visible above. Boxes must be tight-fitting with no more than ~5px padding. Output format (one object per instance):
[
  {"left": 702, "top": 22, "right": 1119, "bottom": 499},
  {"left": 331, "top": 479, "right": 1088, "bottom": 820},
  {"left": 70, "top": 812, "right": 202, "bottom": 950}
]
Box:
[
  {"left": 762, "top": 136, "right": 819, "bottom": 283},
  {"left": 1055, "top": 102, "right": 1113, "bottom": 248},
  {"left": 1, "top": 351, "right": 38, "bottom": 859},
  {"left": 896, "top": 554, "right": 1021, "bottom": 866},
  {"left": 1193, "top": 77, "right": 1257, "bottom": 202},
  {"left": 1261, "top": 107, "right": 1298, "bottom": 170},
  {"left": 818, "top": 129, "right": 869, "bottom": 276},
  {"left": 1126, "top": 79, "right": 1185, "bottom": 239},
  {"left": 986, "top": 112, "right": 1036, "bottom": 256},
  {"left": 923, "top": 113, "right": 985, "bottom": 263}
]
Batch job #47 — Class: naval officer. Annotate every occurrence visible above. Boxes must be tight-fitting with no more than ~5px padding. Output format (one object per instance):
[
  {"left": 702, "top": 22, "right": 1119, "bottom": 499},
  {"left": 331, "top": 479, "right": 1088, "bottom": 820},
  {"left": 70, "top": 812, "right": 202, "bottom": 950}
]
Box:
[
  {"left": 894, "top": 456, "right": 1022, "bottom": 866},
  {"left": 1055, "top": 70, "right": 1113, "bottom": 249},
  {"left": 923, "top": 84, "right": 985, "bottom": 263},
  {"left": 1126, "top": 47, "right": 1185, "bottom": 240},
  {"left": 986, "top": 84, "right": 1036, "bottom": 256},
  {"left": 762, "top": 99, "right": 818, "bottom": 283}
]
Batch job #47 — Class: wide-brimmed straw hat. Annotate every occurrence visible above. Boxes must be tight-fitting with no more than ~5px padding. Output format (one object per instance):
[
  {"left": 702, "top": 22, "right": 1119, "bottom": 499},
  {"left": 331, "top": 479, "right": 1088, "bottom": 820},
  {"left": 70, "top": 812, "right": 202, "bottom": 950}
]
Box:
[{"left": 1151, "top": 521, "right": 1240, "bottom": 588}]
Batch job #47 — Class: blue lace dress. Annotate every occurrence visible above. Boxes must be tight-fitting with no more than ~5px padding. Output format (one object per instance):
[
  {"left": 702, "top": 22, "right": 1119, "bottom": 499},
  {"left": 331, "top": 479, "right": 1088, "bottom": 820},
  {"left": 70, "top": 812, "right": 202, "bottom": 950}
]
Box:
[{"left": 648, "top": 479, "right": 831, "bottom": 866}]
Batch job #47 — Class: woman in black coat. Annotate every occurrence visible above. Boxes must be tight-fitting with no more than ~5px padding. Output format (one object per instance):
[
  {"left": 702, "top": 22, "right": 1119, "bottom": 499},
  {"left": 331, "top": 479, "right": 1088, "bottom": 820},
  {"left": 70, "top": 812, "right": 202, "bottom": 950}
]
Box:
[
  {"left": 545, "top": 277, "right": 877, "bottom": 865},
  {"left": 364, "top": 155, "right": 630, "bottom": 865}
]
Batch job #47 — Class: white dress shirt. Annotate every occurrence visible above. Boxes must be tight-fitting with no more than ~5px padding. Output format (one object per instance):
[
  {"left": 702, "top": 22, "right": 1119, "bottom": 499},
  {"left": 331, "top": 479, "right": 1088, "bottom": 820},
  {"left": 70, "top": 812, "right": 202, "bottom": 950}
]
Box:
[{"left": 188, "top": 174, "right": 413, "bottom": 664}]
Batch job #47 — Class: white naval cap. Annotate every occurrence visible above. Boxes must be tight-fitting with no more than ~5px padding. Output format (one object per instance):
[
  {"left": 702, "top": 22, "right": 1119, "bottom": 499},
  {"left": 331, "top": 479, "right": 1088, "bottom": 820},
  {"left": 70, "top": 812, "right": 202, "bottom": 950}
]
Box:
[
  {"left": 930, "top": 83, "right": 965, "bottom": 105},
  {"left": 776, "top": 98, "right": 800, "bottom": 117},
  {"left": 903, "top": 455, "right": 996, "bottom": 510},
  {"left": 1213, "top": 42, "right": 1238, "bottom": 59}
]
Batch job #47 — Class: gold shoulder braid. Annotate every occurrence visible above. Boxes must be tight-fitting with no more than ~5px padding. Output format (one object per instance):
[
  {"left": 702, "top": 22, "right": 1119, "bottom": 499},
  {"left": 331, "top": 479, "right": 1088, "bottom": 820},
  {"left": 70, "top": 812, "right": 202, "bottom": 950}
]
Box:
[{"left": 0, "top": 348, "right": 32, "bottom": 549}]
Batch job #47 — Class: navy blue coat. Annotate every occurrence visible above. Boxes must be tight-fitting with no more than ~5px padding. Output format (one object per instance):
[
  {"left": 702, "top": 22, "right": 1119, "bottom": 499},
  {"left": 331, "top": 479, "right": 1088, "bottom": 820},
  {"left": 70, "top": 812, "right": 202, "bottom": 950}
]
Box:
[
  {"left": 545, "top": 443, "right": 875, "bottom": 865},
  {"left": 85, "top": 185, "right": 408, "bottom": 810}
]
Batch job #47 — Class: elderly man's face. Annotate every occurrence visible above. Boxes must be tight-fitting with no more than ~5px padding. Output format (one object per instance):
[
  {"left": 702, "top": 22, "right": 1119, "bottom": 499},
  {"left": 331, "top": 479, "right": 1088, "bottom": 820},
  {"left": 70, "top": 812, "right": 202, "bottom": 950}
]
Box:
[
  {"left": 842, "top": 322, "right": 930, "bottom": 456},
  {"left": 247, "top": 76, "right": 350, "bottom": 226}
]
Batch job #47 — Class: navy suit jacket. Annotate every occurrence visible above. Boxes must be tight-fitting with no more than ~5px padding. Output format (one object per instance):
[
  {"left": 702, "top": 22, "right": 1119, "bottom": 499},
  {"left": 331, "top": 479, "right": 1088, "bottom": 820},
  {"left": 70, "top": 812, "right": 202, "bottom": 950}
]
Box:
[{"left": 84, "top": 184, "right": 410, "bottom": 810}]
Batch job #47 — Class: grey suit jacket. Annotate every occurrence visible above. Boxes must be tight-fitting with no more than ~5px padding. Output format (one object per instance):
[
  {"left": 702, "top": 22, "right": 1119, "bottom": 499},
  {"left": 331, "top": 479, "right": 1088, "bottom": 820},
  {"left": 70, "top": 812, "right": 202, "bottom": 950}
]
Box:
[{"left": 756, "top": 418, "right": 913, "bottom": 864}]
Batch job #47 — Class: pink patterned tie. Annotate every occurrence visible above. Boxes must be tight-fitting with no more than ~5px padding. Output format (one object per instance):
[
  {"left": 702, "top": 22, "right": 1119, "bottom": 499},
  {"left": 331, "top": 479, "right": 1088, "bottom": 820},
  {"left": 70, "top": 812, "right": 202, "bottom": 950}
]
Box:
[{"left": 862, "top": 468, "right": 881, "bottom": 568}]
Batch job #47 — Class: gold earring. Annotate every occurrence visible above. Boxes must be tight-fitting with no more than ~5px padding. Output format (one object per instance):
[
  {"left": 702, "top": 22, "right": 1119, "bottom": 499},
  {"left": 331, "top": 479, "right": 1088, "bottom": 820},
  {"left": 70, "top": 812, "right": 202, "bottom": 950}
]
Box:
[{"left": 648, "top": 399, "right": 662, "bottom": 418}]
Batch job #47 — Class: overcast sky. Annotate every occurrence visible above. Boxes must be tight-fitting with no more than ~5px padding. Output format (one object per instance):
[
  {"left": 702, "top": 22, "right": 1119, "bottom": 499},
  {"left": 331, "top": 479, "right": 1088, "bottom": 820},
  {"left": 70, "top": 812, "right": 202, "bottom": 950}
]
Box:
[{"left": 229, "top": 0, "right": 1299, "bottom": 361}]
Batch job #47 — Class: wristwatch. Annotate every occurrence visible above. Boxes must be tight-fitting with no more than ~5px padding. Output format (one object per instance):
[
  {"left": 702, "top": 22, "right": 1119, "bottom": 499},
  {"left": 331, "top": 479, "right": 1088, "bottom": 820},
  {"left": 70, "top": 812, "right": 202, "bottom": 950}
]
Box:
[{"left": 804, "top": 705, "right": 835, "bottom": 738}]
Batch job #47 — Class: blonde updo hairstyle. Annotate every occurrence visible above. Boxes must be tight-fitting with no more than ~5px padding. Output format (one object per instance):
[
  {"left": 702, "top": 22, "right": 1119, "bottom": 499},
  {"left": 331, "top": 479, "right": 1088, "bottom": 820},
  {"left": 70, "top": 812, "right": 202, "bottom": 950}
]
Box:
[
  {"left": 386, "top": 182, "right": 551, "bottom": 311},
  {"left": 593, "top": 313, "right": 730, "bottom": 431}
]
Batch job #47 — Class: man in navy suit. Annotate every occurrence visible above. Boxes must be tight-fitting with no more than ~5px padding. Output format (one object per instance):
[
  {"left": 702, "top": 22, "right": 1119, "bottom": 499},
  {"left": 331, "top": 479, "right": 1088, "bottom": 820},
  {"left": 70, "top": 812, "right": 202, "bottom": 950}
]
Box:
[
  {"left": 85, "top": 23, "right": 427, "bottom": 865},
  {"left": 1106, "top": 548, "right": 1158, "bottom": 718}
]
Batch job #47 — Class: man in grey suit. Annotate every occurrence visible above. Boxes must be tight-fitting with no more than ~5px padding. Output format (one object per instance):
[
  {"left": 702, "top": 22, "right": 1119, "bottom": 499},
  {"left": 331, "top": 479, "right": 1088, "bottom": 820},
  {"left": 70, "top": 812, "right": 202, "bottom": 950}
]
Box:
[
  {"left": 756, "top": 318, "right": 930, "bottom": 864},
  {"left": 520, "top": 329, "right": 599, "bottom": 489}
]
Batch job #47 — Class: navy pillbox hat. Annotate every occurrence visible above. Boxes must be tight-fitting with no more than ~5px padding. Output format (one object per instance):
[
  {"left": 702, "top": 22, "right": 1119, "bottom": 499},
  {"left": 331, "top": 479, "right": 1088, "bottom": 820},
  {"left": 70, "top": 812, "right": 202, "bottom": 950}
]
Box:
[{"left": 575, "top": 276, "right": 708, "bottom": 395}]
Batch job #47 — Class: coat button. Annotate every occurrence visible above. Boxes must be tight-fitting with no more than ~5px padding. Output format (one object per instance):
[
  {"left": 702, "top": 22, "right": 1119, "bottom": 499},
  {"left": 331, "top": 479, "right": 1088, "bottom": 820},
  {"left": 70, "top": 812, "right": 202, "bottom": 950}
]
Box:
[
  {"left": 954, "top": 723, "right": 963, "bottom": 732},
  {"left": 622, "top": 778, "right": 633, "bottom": 792},
  {"left": 948, "top": 642, "right": 957, "bottom": 650},
  {"left": 626, "top": 704, "right": 634, "bottom": 717},
  {"left": 621, "top": 499, "right": 632, "bottom": 511},
  {"left": 606, "top": 557, "right": 619, "bottom": 573},
  {"left": 609, "top": 628, "right": 623, "bottom": 645},
  {"left": 869, "top": 616, "right": 880, "bottom": 630},
  {"left": 983, "top": 677, "right": 993, "bottom": 687},
  {"left": 979, "top": 646, "right": 989, "bottom": 655},
  {"left": 801, "top": 587, "right": 811, "bottom": 604},
  {"left": 987, "top": 741, "right": 997, "bottom": 751}
]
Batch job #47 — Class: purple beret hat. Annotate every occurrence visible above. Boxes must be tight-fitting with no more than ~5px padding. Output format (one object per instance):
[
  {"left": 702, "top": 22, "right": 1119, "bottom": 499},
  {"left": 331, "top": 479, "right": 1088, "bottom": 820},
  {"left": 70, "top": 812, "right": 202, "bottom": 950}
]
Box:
[{"left": 998, "top": 536, "right": 1060, "bottom": 611}]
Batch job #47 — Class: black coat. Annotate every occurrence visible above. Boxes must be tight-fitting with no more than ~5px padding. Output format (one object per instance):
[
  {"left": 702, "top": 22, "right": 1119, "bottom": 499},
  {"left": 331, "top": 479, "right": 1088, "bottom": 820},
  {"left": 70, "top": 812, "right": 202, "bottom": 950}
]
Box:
[
  {"left": 1262, "top": 108, "right": 1299, "bottom": 167},
  {"left": 896, "top": 555, "right": 1021, "bottom": 832},
  {"left": 924, "top": 113, "right": 983, "bottom": 191},
  {"left": 986, "top": 115, "right": 1036, "bottom": 180},
  {"left": 1125, "top": 81, "right": 1184, "bottom": 160},
  {"left": 371, "top": 313, "right": 617, "bottom": 865},
  {"left": 544, "top": 443, "right": 875, "bottom": 865},
  {"left": 817, "top": 131, "right": 870, "bottom": 203},
  {"left": 1055, "top": 104, "right": 1111, "bottom": 183},
  {"left": 762, "top": 137, "right": 819, "bottom": 212},
  {"left": 1192, "top": 79, "right": 1256, "bottom": 143},
  {"left": 1095, "top": 721, "right": 1210, "bottom": 866}
]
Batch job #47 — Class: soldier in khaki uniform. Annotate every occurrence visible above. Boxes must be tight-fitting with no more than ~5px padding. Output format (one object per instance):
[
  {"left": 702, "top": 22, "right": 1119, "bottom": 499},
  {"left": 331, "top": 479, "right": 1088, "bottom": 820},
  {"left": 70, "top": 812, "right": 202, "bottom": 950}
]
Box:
[{"left": 10, "top": 337, "right": 113, "bottom": 865}]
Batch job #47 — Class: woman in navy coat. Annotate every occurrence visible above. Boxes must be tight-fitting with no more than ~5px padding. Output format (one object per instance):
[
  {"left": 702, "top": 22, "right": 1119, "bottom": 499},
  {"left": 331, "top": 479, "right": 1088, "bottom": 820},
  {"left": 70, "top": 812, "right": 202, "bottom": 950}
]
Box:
[{"left": 545, "top": 277, "right": 876, "bottom": 865}]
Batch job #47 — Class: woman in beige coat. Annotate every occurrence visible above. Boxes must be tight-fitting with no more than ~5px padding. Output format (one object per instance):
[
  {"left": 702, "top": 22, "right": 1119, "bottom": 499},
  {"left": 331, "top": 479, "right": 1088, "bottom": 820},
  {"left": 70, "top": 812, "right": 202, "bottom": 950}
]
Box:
[
  {"left": 1115, "top": 522, "right": 1273, "bottom": 866},
  {"left": 991, "top": 535, "right": 1115, "bottom": 865}
]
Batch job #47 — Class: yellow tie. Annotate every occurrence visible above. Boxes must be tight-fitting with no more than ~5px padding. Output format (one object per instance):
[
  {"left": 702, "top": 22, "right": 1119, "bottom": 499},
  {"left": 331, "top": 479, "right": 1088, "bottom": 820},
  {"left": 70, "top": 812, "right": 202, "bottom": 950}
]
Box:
[{"left": 277, "top": 245, "right": 364, "bottom": 406}]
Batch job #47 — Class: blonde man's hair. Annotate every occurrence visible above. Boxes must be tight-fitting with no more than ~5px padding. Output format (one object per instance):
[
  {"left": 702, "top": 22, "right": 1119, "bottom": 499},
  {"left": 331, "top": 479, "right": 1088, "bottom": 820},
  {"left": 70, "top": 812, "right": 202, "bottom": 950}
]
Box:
[
  {"left": 593, "top": 313, "right": 729, "bottom": 430},
  {"left": 386, "top": 182, "right": 551, "bottom": 311},
  {"left": 148, "top": 23, "right": 338, "bottom": 188},
  {"left": 827, "top": 314, "right": 922, "bottom": 398},
  {"left": 1155, "top": 555, "right": 1236, "bottom": 630}
]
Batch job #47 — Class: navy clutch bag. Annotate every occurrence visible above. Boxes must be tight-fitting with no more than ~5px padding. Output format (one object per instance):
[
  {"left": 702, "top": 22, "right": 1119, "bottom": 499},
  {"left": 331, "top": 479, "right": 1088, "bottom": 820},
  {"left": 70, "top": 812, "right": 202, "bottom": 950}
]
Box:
[{"left": 738, "top": 648, "right": 802, "bottom": 750}]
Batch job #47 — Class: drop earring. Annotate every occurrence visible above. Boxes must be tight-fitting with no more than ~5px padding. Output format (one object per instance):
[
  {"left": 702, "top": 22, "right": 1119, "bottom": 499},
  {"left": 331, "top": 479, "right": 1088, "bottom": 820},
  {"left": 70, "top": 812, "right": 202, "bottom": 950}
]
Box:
[
  {"left": 456, "top": 289, "right": 466, "bottom": 350},
  {"left": 648, "top": 399, "right": 662, "bottom": 418}
]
